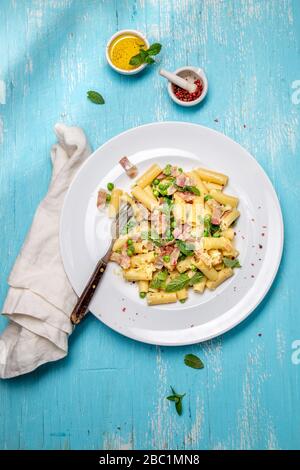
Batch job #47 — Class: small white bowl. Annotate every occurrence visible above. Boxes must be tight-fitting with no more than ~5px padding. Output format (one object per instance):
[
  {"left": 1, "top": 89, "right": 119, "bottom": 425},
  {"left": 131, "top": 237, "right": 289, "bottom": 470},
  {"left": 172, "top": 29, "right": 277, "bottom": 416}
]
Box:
[
  {"left": 167, "top": 66, "right": 208, "bottom": 107},
  {"left": 106, "top": 29, "right": 150, "bottom": 75}
]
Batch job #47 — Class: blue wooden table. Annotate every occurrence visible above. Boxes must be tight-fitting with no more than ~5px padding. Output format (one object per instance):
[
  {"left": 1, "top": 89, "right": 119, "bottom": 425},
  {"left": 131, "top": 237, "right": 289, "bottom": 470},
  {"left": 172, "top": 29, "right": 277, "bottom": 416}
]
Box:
[{"left": 0, "top": 0, "right": 300, "bottom": 450}]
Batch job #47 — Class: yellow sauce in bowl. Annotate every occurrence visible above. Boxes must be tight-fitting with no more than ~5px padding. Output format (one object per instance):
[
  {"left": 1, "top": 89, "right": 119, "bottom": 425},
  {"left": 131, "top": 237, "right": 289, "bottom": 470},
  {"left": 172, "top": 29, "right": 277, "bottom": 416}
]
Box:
[{"left": 108, "top": 32, "right": 146, "bottom": 71}]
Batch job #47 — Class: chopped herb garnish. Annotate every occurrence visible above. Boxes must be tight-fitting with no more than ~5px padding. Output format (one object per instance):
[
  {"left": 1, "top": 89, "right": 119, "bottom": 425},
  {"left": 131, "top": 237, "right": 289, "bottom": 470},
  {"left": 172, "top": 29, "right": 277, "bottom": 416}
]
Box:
[
  {"left": 176, "top": 240, "right": 195, "bottom": 257},
  {"left": 165, "top": 273, "right": 190, "bottom": 292},
  {"left": 223, "top": 258, "right": 242, "bottom": 268},
  {"left": 150, "top": 270, "right": 168, "bottom": 289},
  {"left": 184, "top": 354, "right": 204, "bottom": 369},
  {"left": 204, "top": 194, "right": 213, "bottom": 202},
  {"left": 175, "top": 185, "right": 200, "bottom": 196}
]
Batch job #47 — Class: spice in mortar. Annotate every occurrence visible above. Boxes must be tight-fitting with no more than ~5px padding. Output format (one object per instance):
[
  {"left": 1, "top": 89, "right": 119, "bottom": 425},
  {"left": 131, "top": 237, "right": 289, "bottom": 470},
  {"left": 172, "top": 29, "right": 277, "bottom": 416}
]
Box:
[
  {"left": 172, "top": 79, "right": 204, "bottom": 102},
  {"left": 109, "top": 32, "right": 146, "bottom": 71}
]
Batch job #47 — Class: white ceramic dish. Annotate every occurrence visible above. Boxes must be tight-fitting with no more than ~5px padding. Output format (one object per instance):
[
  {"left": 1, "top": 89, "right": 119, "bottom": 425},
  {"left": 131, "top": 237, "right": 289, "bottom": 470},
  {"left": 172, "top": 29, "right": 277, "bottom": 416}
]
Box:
[
  {"left": 167, "top": 67, "right": 208, "bottom": 107},
  {"left": 60, "top": 122, "right": 283, "bottom": 346},
  {"left": 106, "top": 29, "right": 150, "bottom": 75}
]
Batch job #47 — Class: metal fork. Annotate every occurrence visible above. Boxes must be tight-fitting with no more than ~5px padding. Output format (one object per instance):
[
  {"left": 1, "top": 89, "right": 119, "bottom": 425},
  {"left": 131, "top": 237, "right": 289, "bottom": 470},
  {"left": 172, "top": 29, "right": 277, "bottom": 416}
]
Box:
[{"left": 70, "top": 202, "right": 133, "bottom": 325}]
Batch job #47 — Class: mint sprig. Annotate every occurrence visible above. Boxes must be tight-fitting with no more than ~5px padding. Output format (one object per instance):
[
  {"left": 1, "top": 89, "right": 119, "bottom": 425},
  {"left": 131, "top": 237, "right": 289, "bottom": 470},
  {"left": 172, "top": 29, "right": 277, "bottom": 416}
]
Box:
[
  {"left": 167, "top": 386, "right": 185, "bottom": 416},
  {"left": 129, "top": 42, "right": 162, "bottom": 67}
]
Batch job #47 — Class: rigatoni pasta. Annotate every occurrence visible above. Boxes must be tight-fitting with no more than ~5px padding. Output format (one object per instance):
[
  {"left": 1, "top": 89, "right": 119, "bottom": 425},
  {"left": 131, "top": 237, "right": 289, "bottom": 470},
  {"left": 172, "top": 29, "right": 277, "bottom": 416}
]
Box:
[{"left": 99, "top": 162, "right": 241, "bottom": 305}]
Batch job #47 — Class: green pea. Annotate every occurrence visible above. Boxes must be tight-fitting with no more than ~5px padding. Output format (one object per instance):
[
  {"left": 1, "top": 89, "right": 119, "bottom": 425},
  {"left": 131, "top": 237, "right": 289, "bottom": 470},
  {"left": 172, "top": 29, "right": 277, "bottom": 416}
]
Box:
[
  {"left": 178, "top": 167, "right": 183, "bottom": 173},
  {"left": 127, "top": 239, "right": 133, "bottom": 246},
  {"left": 107, "top": 182, "right": 114, "bottom": 191},
  {"left": 153, "top": 179, "right": 160, "bottom": 186},
  {"left": 163, "top": 255, "right": 170, "bottom": 263},
  {"left": 191, "top": 265, "right": 197, "bottom": 271},
  {"left": 180, "top": 298, "right": 186, "bottom": 303},
  {"left": 153, "top": 189, "right": 159, "bottom": 197},
  {"left": 163, "top": 164, "right": 172, "bottom": 176},
  {"left": 127, "top": 248, "right": 134, "bottom": 257},
  {"left": 171, "top": 220, "right": 177, "bottom": 229},
  {"left": 106, "top": 194, "right": 111, "bottom": 203},
  {"left": 139, "top": 292, "right": 146, "bottom": 299}
]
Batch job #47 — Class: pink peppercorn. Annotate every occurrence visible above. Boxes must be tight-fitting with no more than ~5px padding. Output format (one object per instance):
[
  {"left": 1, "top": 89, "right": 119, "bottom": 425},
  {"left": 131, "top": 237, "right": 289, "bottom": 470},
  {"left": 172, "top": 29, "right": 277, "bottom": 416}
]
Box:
[{"left": 172, "top": 79, "right": 204, "bottom": 102}]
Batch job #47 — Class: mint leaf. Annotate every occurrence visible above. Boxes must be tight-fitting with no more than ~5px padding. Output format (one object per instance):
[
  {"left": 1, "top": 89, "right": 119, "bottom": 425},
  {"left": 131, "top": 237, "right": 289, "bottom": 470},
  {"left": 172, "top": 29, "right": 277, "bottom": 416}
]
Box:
[
  {"left": 145, "top": 56, "right": 155, "bottom": 64},
  {"left": 147, "top": 43, "right": 162, "bottom": 56},
  {"left": 165, "top": 273, "right": 190, "bottom": 292},
  {"left": 223, "top": 257, "right": 241, "bottom": 268},
  {"left": 184, "top": 186, "right": 200, "bottom": 196},
  {"left": 184, "top": 354, "right": 204, "bottom": 369},
  {"left": 204, "top": 194, "right": 213, "bottom": 202},
  {"left": 129, "top": 54, "right": 143, "bottom": 66},
  {"left": 87, "top": 90, "right": 105, "bottom": 105},
  {"left": 188, "top": 272, "right": 204, "bottom": 286},
  {"left": 150, "top": 270, "right": 168, "bottom": 289},
  {"left": 176, "top": 240, "right": 195, "bottom": 256},
  {"left": 129, "top": 43, "right": 162, "bottom": 67},
  {"left": 167, "top": 386, "right": 185, "bottom": 416}
]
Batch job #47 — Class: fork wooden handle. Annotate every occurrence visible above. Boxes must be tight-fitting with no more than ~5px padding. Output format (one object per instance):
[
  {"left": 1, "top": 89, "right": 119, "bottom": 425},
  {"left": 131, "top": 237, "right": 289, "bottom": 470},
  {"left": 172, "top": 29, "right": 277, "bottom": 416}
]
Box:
[{"left": 70, "top": 258, "right": 108, "bottom": 325}]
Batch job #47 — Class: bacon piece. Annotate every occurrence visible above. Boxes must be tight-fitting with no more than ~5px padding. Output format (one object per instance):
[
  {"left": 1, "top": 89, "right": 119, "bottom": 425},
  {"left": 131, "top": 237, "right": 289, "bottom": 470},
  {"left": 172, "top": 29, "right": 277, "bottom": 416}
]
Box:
[
  {"left": 97, "top": 188, "right": 107, "bottom": 209},
  {"left": 166, "top": 185, "right": 177, "bottom": 196},
  {"left": 154, "top": 256, "right": 164, "bottom": 269},
  {"left": 110, "top": 251, "right": 131, "bottom": 270},
  {"left": 176, "top": 174, "right": 191, "bottom": 187},
  {"left": 176, "top": 191, "right": 195, "bottom": 203},
  {"left": 211, "top": 204, "right": 222, "bottom": 225},
  {"left": 170, "top": 166, "right": 181, "bottom": 177},
  {"left": 176, "top": 223, "right": 192, "bottom": 241},
  {"left": 173, "top": 227, "right": 182, "bottom": 239},
  {"left": 170, "top": 247, "right": 180, "bottom": 266},
  {"left": 119, "top": 156, "right": 138, "bottom": 178}
]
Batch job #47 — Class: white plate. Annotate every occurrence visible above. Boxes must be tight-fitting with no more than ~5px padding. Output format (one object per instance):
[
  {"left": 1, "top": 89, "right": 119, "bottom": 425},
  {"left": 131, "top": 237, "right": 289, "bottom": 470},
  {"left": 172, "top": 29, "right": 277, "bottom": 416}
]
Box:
[{"left": 60, "top": 122, "right": 283, "bottom": 346}]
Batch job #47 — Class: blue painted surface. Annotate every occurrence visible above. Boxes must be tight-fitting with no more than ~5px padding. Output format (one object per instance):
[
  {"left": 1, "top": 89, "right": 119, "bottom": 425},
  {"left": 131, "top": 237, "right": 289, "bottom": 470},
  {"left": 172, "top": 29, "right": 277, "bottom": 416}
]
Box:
[{"left": 0, "top": 0, "right": 300, "bottom": 450}]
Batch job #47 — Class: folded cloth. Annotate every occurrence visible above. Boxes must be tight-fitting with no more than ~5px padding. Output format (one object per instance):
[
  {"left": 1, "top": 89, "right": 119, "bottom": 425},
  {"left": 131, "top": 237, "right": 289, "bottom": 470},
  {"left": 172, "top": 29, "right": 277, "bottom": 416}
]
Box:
[{"left": 0, "top": 123, "right": 91, "bottom": 379}]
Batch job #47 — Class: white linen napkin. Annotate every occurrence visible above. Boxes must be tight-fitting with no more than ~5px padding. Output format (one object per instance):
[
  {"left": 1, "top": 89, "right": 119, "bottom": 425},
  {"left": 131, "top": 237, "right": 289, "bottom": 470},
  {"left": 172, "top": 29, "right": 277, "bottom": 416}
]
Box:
[{"left": 0, "top": 123, "right": 91, "bottom": 379}]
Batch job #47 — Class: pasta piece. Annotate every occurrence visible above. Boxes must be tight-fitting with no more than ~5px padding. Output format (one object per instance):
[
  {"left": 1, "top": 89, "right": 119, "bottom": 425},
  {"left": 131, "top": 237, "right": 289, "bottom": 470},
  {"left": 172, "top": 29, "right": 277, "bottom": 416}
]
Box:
[
  {"left": 193, "top": 277, "right": 206, "bottom": 293},
  {"left": 222, "top": 248, "right": 240, "bottom": 258},
  {"left": 210, "top": 189, "right": 239, "bottom": 208},
  {"left": 131, "top": 185, "right": 157, "bottom": 211},
  {"left": 221, "top": 228, "right": 235, "bottom": 240},
  {"left": 190, "top": 196, "right": 204, "bottom": 225},
  {"left": 133, "top": 241, "right": 149, "bottom": 254},
  {"left": 113, "top": 235, "right": 129, "bottom": 251},
  {"left": 196, "top": 167, "right": 228, "bottom": 186},
  {"left": 131, "top": 252, "right": 155, "bottom": 267},
  {"left": 108, "top": 188, "right": 123, "bottom": 218},
  {"left": 144, "top": 185, "right": 157, "bottom": 202},
  {"left": 147, "top": 292, "right": 177, "bottom": 305},
  {"left": 202, "top": 236, "right": 232, "bottom": 251},
  {"left": 194, "top": 259, "right": 218, "bottom": 281},
  {"left": 209, "top": 249, "right": 223, "bottom": 266},
  {"left": 138, "top": 280, "right": 149, "bottom": 294},
  {"left": 206, "top": 268, "right": 233, "bottom": 290},
  {"left": 176, "top": 256, "right": 196, "bottom": 273},
  {"left": 220, "top": 209, "right": 240, "bottom": 230},
  {"left": 123, "top": 266, "right": 154, "bottom": 281},
  {"left": 187, "top": 170, "right": 209, "bottom": 195},
  {"left": 176, "top": 288, "right": 188, "bottom": 301},
  {"left": 136, "top": 164, "right": 162, "bottom": 189},
  {"left": 206, "top": 182, "right": 223, "bottom": 191}
]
